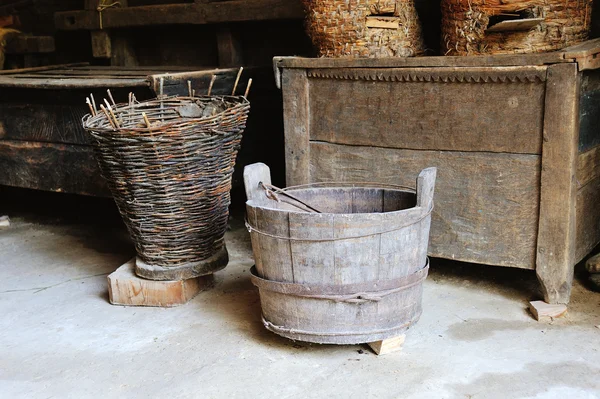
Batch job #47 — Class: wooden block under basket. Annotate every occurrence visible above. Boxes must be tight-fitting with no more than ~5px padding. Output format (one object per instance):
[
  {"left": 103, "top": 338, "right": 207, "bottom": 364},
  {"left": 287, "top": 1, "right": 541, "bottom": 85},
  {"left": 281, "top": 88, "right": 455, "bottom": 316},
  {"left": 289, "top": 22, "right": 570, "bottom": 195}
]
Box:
[{"left": 107, "top": 258, "right": 213, "bottom": 307}]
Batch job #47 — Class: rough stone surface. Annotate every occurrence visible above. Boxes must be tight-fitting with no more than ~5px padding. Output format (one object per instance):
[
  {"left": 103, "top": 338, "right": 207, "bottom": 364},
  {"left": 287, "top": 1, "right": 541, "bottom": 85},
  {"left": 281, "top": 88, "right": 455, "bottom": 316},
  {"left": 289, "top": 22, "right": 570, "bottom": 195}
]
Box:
[{"left": 1, "top": 192, "right": 600, "bottom": 398}]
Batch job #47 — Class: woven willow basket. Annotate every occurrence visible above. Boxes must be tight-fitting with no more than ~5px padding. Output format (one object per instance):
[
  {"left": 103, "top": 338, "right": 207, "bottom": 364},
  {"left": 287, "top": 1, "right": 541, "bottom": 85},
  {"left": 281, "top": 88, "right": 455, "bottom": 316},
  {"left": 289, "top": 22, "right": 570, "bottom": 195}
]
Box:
[
  {"left": 441, "top": 0, "right": 593, "bottom": 56},
  {"left": 83, "top": 95, "right": 250, "bottom": 281},
  {"left": 303, "top": 0, "right": 425, "bottom": 58}
]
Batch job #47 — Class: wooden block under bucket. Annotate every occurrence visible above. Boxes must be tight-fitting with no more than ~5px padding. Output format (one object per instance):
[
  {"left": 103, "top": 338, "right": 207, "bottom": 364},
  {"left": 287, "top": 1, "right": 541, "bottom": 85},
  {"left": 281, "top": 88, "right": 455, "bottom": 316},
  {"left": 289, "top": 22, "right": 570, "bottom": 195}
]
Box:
[
  {"left": 367, "top": 335, "right": 406, "bottom": 355},
  {"left": 107, "top": 258, "right": 212, "bottom": 307}
]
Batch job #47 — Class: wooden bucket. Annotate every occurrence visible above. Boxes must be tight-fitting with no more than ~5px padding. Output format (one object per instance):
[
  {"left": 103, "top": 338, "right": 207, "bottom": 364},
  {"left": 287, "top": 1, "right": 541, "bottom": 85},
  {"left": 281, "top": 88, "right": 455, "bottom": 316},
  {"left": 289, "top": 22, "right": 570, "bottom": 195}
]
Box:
[{"left": 244, "top": 163, "right": 436, "bottom": 344}]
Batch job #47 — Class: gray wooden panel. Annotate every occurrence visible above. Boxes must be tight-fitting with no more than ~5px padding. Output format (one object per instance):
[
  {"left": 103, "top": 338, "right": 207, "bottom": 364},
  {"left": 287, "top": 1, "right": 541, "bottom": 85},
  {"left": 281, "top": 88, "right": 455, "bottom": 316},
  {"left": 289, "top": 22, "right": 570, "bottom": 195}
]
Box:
[
  {"left": 310, "top": 142, "right": 541, "bottom": 269},
  {"left": 289, "top": 212, "right": 335, "bottom": 284},
  {"left": 308, "top": 68, "right": 546, "bottom": 154},
  {"left": 576, "top": 175, "right": 600, "bottom": 263},
  {"left": 252, "top": 206, "right": 294, "bottom": 282}
]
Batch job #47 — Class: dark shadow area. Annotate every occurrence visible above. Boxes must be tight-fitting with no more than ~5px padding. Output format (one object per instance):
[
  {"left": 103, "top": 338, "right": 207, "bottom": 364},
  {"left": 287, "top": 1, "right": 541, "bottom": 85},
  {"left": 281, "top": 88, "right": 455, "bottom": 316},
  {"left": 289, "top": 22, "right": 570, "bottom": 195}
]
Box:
[
  {"left": 428, "top": 257, "right": 541, "bottom": 302},
  {"left": 0, "top": 185, "right": 133, "bottom": 256}
]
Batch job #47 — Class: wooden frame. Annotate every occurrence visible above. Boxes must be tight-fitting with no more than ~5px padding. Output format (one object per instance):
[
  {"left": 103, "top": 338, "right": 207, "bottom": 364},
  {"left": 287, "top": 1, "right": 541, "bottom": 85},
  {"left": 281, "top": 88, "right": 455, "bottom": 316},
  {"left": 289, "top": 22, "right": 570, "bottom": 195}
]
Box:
[{"left": 275, "top": 39, "right": 600, "bottom": 305}]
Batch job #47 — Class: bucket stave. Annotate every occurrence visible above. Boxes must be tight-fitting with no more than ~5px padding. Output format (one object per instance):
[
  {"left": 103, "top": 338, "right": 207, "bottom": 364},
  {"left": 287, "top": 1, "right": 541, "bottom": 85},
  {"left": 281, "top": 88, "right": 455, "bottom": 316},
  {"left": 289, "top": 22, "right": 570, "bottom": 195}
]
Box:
[{"left": 244, "top": 163, "right": 436, "bottom": 344}]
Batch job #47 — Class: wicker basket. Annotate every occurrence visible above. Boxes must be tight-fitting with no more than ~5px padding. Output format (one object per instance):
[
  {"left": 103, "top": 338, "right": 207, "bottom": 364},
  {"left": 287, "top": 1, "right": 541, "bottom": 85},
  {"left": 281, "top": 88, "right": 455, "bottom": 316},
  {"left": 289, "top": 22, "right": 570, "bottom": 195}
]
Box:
[
  {"left": 441, "top": 0, "right": 593, "bottom": 56},
  {"left": 83, "top": 95, "right": 250, "bottom": 281},
  {"left": 303, "top": 0, "right": 425, "bottom": 58}
]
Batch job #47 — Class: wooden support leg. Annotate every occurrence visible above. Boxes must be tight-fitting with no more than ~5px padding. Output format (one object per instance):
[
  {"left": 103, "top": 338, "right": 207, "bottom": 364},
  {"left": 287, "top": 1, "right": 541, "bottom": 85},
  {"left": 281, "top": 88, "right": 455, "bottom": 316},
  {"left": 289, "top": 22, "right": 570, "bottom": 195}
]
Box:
[
  {"left": 107, "top": 258, "right": 213, "bottom": 307},
  {"left": 367, "top": 335, "right": 405, "bottom": 355},
  {"left": 216, "top": 25, "right": 243, "bottom": 68},
  {"left": 535, "top": 63, "right": 579, "bottom": 305}
]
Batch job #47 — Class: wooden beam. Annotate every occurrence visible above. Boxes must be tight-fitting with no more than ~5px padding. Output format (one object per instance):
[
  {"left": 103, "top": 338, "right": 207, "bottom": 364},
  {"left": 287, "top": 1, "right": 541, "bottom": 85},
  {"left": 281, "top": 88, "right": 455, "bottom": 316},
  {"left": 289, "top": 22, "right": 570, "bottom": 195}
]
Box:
[
  {"left": 0, "top": 139, "right": 110, "bottom": 196},
  {"left": 54, "top": 0, "right": 304, "bottom": 30},
  {"left": 216, "top": 25, "right": 243, "bottom": 68},
  {"left": 4, "top": 35, "right": 55, "bottom": 54},
  {"left": 282, "top": 68, "right": 310, "bottom": 186},
  {"left": 91, "top": 30, "right": 111, "bottom": 58}
]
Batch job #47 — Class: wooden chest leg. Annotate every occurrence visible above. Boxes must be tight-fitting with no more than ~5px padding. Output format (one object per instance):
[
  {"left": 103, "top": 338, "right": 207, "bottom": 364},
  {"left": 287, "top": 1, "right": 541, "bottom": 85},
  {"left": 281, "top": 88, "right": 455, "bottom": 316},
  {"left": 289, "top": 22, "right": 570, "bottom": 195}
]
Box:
[{"left": 535, "top": 63, "right": 580, "bottom": 305}]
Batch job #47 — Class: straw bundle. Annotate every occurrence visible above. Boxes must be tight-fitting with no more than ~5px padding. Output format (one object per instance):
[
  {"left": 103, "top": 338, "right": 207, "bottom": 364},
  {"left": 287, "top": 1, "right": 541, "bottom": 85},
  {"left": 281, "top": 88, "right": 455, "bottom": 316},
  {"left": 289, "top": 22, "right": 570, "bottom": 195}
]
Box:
[
  {"left": 303, "top": 0, "right": 425, "bottom": 58},
  {"left": 441, "top": 0, "right": 593, "bottom": 56}
]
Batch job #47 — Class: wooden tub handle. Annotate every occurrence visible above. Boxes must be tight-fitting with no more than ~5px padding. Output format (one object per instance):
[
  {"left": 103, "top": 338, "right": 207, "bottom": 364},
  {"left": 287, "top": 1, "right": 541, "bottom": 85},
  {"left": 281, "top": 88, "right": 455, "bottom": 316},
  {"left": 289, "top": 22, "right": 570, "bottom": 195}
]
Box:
[
  {"left": 243, "top": 162, "right": 272, "bottom": 204},
  {"left": 417, "top": 167, "right": 437, "bottom": 211}
]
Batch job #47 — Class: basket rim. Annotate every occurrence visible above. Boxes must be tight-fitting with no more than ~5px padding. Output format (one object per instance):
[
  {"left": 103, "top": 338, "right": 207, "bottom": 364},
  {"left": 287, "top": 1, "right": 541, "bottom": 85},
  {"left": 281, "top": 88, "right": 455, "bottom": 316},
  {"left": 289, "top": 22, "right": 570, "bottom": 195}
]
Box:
[{"left": 83, "top": 94, "right": 250, "bottom": 134}]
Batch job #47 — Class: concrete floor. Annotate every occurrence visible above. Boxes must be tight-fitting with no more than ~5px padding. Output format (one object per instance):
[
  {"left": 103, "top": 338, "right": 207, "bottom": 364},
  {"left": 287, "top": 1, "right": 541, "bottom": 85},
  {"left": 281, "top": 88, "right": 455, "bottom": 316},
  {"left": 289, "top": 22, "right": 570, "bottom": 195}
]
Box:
[{"left": 1, "top": 190, "right": 600, "bottom": 399}]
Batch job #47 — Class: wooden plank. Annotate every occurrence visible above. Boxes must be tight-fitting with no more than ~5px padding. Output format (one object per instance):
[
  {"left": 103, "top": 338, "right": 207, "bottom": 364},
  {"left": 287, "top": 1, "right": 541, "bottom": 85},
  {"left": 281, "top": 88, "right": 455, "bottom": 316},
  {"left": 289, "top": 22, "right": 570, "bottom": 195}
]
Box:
[
  {"left": 216, "top": 25, "right": 244, "bottom": 68},
  {"left": 54, "top": 0, "right": 304, "bottom": 30},
  {"left": 0, "top": 140, "right": 109, "bottom": 196},
  {"left": 148, "top": 67, "right": 258, "bottom": 97},
  {"left": 310, "top": 142, "right": 541, "bottom": 269},
  {"left": 575, "top": 175, "right": 600, "bottom": 263},
  {"left": 274, "top": 52, "right": 571, "bottom": 72},
  {"left": 108, "top": 258, "right": 212, "bottom": 307},
  {"left": 282, "top": 68, "right": 310, "bottom": 185},
  {"left": 0, "top": 76, "right": 148, "bottom": 89},
  {"left": 307, "top": 67, "right": 546, "bottom": 154},
  {"left": 0, "top": 103, "right": 89, "bottom": 145},
  {"left": 110, "top": 35, "right": 138, "bottom": 67},
  {"left": 289, "top": 212, "right": 335, "bottom": 284},
  {"left": 485, "top": 18, "right": 543, "bottom": 33},
  {"left": 0, "top": 62, "right": 89, "bottom": 75},
  {"left": 577, "top": 145, "right": 600, "bottom": 188},
  {"left": 536, "top": 63, "right": 580, "bottom": 305},
  {"left": 365, "top": 16, "right": 400, "bottom": 29},
  {"left": 562, "top": 38, "right": 600, "bottom": 59},
  {"left": 91, "top": 30, "right": 111, "bottom": 58},
  {"left": 5, "top": 35, "right": 55, "bottom": 54}
]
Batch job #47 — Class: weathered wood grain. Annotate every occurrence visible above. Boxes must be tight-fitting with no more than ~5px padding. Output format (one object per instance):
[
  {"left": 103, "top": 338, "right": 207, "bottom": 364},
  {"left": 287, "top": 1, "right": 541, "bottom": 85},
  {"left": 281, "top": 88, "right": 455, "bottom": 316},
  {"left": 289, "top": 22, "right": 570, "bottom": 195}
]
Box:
[
  {"left": 4, "top": 35, "right": 55, "bottom": 54},
  {"left": 54, "top": 0, "right": 304, "bottom": 30},
  {"left": 310, "top": 142, "right": 541, "bottom": 269},
  {"left": 0, "top": 140, "right": 109, "bottom": 196},
  {"left": 577, "top": 145, "right": 600, "bottom": 188},
  {"left": 578, "top": 70, "right": 600, "bottom": 152},
  {"left": 282, "top": 69, "right": 310, "bottom": 185},
  {"left": 575, "top": 175, "right": 600, "bottom": 263},
  {"left": 246, "top": 166, "right": 433, "bottom": 345},
  {"left": 108, "top": 258, "right": 212, "bottom": 307},
  {"left": 368, "top": 335, "right": 405, "bottom": 355},
  {"left": 91, "top": 30, "right": 111, "bottom": 58},
  {"left": 0, "top": 103, "right": 89, "bottom": 145},
  {"left": 217, "top": 25, "right": 243, "bottom": 68},
  {"left": 536, "top": 63, "right": 580, "bottom": 305},
  {"left": 274, "top": 52, "right": 570, "bottom": 74},
  {"left": 307, "top": 68, "right": 545, "bottom": 154}
]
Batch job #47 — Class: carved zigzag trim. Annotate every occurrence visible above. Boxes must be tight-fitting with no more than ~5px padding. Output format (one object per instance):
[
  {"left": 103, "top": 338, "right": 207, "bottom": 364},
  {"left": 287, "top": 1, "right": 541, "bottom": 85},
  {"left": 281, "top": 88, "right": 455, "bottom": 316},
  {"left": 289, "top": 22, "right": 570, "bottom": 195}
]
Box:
[{"left": 307, "top": 69, "right": 546, "bottom": 83}]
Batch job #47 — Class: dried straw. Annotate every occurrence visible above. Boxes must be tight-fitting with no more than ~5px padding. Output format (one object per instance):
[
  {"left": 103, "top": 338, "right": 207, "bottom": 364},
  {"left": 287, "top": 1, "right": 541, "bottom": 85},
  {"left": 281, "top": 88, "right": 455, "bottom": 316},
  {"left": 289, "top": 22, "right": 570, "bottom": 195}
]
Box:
[
  {"left": 303, "top": 0, "right": 425, "bottom": 58},
  {"left": 441, "top": 0, "right": 593, "bottom": 56}
]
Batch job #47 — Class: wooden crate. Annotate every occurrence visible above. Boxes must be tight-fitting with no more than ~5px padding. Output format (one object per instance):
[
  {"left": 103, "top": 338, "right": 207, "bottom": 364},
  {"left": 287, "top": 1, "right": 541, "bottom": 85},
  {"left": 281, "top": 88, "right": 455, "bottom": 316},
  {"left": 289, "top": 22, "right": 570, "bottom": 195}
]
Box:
[{"left": 275, "top": 39, "right": 600, "bottom": 305}]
